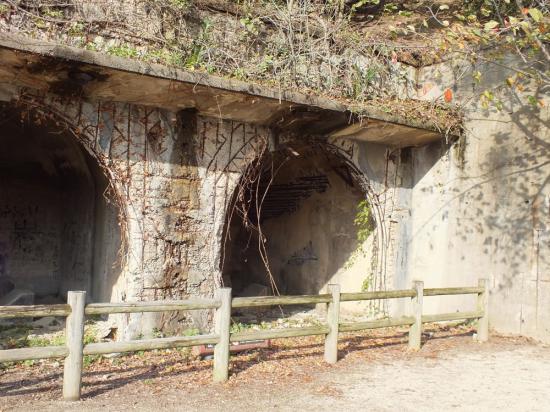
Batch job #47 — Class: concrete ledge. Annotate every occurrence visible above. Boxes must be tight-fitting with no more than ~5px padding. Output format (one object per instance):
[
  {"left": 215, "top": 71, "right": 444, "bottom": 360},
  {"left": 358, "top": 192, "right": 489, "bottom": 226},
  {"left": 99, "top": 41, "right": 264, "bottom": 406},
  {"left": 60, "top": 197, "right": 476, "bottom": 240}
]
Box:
[{"left": 0, "top": 32, "right": 448, "bottom": 146}]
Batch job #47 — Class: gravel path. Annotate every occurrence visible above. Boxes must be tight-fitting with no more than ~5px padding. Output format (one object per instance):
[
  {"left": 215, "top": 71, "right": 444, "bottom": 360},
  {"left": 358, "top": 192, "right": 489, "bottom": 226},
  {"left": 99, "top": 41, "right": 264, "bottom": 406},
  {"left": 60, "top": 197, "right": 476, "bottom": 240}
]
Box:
[
  {"left": 295, "top": 344, "right": 550, "bottom": 411},
  {"left": 2, "top": 329, "right": 549, "bottom": 411}
]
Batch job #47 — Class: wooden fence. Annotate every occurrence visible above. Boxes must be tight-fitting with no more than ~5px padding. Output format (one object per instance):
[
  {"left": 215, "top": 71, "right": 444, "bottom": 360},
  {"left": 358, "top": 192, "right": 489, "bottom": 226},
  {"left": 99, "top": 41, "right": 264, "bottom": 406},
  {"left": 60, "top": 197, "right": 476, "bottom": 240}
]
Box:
[{"left": 0, "top": 279, "right": 489, "bottom": 401}]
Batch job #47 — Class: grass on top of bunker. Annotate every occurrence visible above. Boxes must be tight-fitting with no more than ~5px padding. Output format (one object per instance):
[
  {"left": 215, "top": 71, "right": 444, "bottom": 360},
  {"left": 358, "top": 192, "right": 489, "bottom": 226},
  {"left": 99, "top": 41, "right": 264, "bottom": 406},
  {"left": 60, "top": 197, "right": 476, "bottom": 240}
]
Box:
[{"left": 0, "top": 324, "right": 547, "bottom": 411}]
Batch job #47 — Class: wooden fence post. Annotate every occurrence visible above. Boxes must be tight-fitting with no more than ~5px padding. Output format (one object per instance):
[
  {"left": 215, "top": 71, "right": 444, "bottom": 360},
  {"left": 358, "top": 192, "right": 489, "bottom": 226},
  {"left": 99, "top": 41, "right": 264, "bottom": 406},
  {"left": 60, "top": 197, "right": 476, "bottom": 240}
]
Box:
[
  {"left": 408, "top": 281, "right": 423, "bottom": 350},
  {"left": 324, "top": 284, "right": 340, "bottom": 364},
  {"left": 475, "top": 278, "right": 489, "bottom": 342},
  {"left": 213, "top": 288, "right": 232, "bottom": 382},
  {"left": 63, "top": 291, "right": 86, "bottom": 401}
]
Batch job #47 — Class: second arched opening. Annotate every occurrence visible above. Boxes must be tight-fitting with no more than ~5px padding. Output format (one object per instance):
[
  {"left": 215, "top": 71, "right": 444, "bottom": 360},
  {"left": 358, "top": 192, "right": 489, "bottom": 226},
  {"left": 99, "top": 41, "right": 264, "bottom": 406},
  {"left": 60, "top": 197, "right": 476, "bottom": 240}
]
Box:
[{"left": 221, "top": 142, "right": 374, "bottom": 299}]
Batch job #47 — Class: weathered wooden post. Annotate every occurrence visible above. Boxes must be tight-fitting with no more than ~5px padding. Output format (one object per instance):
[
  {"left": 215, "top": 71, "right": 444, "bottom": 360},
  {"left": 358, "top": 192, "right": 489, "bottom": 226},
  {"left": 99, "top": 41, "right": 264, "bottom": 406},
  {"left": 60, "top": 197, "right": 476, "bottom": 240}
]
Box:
[
  {"left": 475, "top": 278, "right": 489, "bottom": 342},
  {"left": 213, "top": 288, "right": 232, "bottom": 382},
  {"left": 324, "top": 284, "right": 341, "bottom": 364},
  {"left": 408, "top": 280, "right": 423, "bottom": 350},
  {"left": 63, "top": 291, "right": 86, "bottom": 401}
]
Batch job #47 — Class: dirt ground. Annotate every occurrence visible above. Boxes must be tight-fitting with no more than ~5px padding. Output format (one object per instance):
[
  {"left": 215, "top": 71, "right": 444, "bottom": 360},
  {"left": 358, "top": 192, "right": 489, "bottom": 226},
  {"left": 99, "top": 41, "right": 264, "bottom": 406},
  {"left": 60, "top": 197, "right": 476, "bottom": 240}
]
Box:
[{"left": 1, "top": 325, "right": 550, "bottom": 411}]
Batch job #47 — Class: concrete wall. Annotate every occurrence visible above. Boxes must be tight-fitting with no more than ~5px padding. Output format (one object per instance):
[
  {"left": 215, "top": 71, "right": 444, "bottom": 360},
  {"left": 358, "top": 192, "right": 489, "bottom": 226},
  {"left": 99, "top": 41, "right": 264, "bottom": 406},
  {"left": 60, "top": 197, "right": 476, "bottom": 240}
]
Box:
[
  {"left": 91, "top": 166, "right": 122, "bottom": 303},
  {"left": 0, "top": 89, "right": 276, "bottom": 336},
  {"left": 0, "top": 85, "right": 403, "bottom": 334},
  {"left": 395, "top": 55, "right": 550, "bottom": 341},
  {"left": 0, "top": 114, "right": 93, "bottom": 300},
  {"left": 0, "top": 178, "right": 65, "bottom": 297},
  {"left": 222, "top": 155, "right": 365, "bottom": 297},
  {"left": 402, "top": 111, "right": 550, "bottom": 340},
  {"left": 264, "top": 174, "right": 362, "bottom": 297},
  {"left": 0, "top": 107, "right": 124, "bottom": 304},
  {"left": 1, "top": 50, "right": 548, "bottom": 342}
]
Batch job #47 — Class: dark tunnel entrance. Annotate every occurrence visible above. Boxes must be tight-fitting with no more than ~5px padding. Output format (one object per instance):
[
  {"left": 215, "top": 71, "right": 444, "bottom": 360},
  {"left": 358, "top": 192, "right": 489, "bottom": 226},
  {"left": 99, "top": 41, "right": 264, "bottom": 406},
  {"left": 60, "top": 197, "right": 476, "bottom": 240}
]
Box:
[
  {"left": 221, "top": 143, "right": 370, "bottom": 298},
  {"left": 0, "top": 105, "right": 122, "bottom": 305}
]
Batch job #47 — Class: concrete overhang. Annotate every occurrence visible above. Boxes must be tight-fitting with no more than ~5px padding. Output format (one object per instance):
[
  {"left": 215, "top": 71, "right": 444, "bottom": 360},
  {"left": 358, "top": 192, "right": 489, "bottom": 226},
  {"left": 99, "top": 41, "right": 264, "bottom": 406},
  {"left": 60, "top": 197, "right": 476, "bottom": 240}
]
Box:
[{"left": 0, "top": 33, "right": 449, "bottom": 147}]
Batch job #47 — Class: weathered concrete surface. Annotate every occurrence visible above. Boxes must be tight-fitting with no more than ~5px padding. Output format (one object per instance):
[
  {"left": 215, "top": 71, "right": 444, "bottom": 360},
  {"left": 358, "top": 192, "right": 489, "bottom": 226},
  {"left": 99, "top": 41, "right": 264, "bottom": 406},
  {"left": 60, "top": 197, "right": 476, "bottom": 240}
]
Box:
[
  {"left": 0, "top": 32, "right": 548, "bottom": 344},
  {"left": 0, "top": 79, "right": 402, "bottom": 336},
  {"left": 397, "top": 55, "right": 550, "bottom": 341},
  {"left": 0, "top": 82, "right": 281, "bottom": 336},
  {"left": 0, "top": 33, "right": 445, "bottom": 146},
  {"left": 0, "top": 110, "right": 119, "bottom": 302},
  {"left": 222, "top": 151, "right": 370, "bottom": 307}
]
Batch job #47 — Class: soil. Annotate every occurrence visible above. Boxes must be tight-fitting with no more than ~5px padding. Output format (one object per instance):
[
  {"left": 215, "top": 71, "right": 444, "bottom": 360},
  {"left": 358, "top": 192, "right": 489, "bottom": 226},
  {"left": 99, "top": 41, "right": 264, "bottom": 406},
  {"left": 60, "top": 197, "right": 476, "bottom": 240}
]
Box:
[{"left": 1, "top": 325, "right": 549, "bottom": 411}]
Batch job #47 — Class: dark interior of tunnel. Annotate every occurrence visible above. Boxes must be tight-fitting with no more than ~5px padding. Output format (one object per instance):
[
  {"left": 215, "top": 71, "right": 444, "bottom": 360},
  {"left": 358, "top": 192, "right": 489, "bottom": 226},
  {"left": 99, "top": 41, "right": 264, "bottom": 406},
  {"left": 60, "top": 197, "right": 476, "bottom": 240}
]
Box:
[
  {"left": 0, "top": 105, "right": 121, "bottom": 305},
  {"left": 221, "top": 144, "right": 367, "bottom": 297}
]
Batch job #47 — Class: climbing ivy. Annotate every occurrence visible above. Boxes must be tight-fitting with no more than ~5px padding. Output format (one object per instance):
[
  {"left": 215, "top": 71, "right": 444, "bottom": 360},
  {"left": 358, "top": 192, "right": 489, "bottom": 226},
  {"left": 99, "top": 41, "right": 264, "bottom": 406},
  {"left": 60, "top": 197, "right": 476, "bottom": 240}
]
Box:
[
  {"left": 344, "top": 199, "right": 374, "bottom": 277},
  {"left": 354, "top": 199, "right": 373, "bottom": 243}
]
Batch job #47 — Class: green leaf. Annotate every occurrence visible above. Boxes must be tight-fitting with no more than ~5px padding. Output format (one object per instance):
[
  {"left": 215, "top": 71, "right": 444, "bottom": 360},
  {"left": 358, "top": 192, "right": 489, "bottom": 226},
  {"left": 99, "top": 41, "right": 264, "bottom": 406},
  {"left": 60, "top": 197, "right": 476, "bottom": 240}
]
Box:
[
  {"left": 482, "top": 90, "right": 494, "bottom": 101},
  {"left": 528, "top": 8, "right": 543, "bottom": 23},
  {"left": 520, "top": 20, "right": 531, "bottom": 31},
  {"left": 484, "top": 21, "right": 499, "bottom": 31},
  {"left": 351, "top": 0, "right": 380, "bottom": 11},
  {"left": 527, "top": 95, "right": 538, "bottom": 106},
  {"left": 472, "top": 29, "right": 483, "bottom": 37}
]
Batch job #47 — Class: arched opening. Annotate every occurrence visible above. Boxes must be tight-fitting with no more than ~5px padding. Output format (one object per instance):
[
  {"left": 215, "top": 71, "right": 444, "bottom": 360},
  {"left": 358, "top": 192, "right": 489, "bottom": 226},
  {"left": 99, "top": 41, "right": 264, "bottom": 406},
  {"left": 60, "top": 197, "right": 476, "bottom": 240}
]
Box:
[
  {"left": 0, "top": 105, "right": 122, "bottom": 305},
  {"left": 221, "top": 142, "right": 372, "bottom": 299}
]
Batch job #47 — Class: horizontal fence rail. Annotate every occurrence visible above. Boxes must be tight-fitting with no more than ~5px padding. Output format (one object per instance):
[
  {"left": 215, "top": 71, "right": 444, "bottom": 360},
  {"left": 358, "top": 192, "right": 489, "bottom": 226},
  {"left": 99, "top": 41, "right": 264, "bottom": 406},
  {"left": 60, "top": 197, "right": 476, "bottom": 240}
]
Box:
[
  {"left": 83, "top": 334, "right": 220, "bottom": 356},
  {"left": 0, "top": 345, "right": 69, "bottom": 363},
  {"left": 0, "top": 279, "right": 489, "bottom": 401},
  {"left": 85, "top": 298, "right": 220, "bottom": 315},
  {"left": 340, "top": 289, "right": 416, "bottom": 301},
  {"left": 231, "top": 325, "right": 330, "bottom": 342},
  {"left": 423, "top": 287, "right": 484, "bottom": 296},
  {"left": 422, "top": 310, "right": 484, "bottom": 323},
  {"left": 232, "top": 294, "right": 331, "bottom": 308},
  {"left": 339, "top": 316, "right": 416, "bottom": 332},
  {"left": 0, "top": 304, "right": 71, "bottom": 319}
]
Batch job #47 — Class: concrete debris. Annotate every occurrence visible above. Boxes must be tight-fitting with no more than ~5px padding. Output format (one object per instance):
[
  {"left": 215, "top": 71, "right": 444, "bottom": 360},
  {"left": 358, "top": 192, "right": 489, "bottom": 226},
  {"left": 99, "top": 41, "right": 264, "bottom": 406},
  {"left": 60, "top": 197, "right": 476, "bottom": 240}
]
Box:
[{"left": 94, "top": 320, "right": 118, "bottom": 340}]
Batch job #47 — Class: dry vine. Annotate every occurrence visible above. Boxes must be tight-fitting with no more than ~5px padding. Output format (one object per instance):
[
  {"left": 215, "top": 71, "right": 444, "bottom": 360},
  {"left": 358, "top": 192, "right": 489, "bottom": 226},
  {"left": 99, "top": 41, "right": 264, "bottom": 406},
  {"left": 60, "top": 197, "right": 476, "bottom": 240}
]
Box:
[
  {"left": 0, "top": 0, "right": 465, "bottom": 130},
  {"left": 220, "top": 136, "right": 294, "bottom": 295}
]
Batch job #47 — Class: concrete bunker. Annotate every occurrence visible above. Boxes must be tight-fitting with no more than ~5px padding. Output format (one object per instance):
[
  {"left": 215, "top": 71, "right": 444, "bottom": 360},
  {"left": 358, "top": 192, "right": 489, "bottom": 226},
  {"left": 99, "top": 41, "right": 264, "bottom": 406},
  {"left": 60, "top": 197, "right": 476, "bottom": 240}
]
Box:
[
  {"left": 221, "top": 143, "right": 371, "bottom": 298},
  {"left": 0, "top": 105, "right": 122, "bottom": 305}
]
